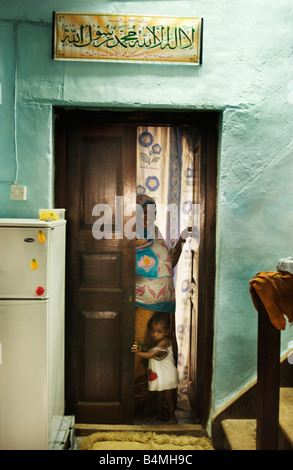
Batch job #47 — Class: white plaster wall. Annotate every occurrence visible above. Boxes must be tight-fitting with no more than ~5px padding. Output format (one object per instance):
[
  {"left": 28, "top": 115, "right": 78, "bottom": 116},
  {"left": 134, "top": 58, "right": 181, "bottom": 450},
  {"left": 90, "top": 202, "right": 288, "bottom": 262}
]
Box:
[{"left": 1, "top": 0, "right": 293, "bottom": 425}]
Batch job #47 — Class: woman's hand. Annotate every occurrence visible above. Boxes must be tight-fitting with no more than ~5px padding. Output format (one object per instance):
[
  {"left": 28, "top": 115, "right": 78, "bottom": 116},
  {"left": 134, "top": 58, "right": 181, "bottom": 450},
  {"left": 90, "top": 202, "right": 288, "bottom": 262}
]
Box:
[{"left": 180, "top": 226, "right": 193, "bottom": 241}]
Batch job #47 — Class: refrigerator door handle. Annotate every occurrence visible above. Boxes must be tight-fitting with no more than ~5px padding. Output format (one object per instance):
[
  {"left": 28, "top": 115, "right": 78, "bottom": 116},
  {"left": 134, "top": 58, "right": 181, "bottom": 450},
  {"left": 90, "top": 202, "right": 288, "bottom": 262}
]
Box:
[{"left": 0, "top": 342, "right": 2, "bottom": 364}]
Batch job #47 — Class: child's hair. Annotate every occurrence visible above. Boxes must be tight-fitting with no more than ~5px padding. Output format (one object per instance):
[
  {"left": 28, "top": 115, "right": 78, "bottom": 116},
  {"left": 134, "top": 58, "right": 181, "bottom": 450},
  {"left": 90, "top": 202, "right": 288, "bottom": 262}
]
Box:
[{"left": 147, "top": 311, "right": 170, "bottom": 330}]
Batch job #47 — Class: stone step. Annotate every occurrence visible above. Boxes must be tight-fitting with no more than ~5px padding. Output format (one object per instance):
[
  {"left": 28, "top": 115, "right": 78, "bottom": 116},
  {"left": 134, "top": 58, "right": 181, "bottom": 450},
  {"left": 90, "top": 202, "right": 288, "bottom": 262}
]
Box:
[
  {"left": 279, "top": 387, "right": 293, "bottom": 449},
  {"left": 75, "top": 422, "right": 206, "bottom": 438},
  {"left": 221, "top": 419, "right": 256, "bottom": 450},
  {"left": 222, "top": 387, "right": 293, "bottom": 450}
]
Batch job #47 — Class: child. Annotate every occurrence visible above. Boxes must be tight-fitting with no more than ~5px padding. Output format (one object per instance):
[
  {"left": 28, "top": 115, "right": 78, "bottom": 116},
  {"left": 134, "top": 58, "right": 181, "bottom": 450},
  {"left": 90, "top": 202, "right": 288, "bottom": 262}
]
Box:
[{"left": 131, "top": 311, "right": 179, "bottom": 424}]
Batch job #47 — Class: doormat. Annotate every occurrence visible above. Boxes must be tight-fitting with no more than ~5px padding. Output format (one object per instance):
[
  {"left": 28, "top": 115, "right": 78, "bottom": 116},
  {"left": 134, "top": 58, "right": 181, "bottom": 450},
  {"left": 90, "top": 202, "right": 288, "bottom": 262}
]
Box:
[{"left": 78, "top": 431, "right": 213, "bottom": 450}]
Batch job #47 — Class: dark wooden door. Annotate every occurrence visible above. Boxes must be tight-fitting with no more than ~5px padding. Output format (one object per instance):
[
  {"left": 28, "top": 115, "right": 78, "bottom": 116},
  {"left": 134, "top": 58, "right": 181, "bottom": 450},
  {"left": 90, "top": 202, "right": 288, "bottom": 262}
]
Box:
[
  {"left": 187, "top": 122, "right": 217, "bottom": 426},
  {"left": 55, "top": 113, "right": 137, "bottom": 424},
  {"left": 187, "top": 131, "right": 201, "bottom": 420}
]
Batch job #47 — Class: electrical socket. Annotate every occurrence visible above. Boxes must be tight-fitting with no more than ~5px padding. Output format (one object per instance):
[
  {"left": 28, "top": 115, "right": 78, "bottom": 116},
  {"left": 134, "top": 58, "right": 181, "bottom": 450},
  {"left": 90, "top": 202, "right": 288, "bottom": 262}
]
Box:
[{"left": 11, "top": 184, "right": 27, "bottom": 201}]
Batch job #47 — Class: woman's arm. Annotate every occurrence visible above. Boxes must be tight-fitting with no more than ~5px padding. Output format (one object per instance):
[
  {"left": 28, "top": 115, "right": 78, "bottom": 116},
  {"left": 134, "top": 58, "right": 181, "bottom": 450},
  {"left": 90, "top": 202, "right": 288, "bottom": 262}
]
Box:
[
  {"left": 171, "top": 236, "right": 185, "bottom": 268},
  {"left": 171, "top": 227, "right": 195, "bottom": 267}
]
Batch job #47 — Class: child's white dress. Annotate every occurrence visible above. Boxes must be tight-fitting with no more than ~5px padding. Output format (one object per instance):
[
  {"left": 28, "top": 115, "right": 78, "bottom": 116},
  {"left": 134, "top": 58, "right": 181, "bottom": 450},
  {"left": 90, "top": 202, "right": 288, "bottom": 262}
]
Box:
[{"left": 148, "top": 344, "right": 179, "bottom": 391}]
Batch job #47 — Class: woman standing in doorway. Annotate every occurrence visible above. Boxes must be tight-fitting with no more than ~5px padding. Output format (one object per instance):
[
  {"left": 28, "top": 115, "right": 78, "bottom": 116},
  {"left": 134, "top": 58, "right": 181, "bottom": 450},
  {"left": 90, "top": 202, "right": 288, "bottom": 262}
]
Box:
[{"left": 135, "top": 194, "right": 185, "bottom": 418}]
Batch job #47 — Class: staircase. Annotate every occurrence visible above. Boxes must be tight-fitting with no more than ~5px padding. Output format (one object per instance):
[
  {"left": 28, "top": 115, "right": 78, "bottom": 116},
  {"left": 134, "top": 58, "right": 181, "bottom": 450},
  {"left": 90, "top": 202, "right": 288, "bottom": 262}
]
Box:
[
  {"left": 221, "top": 387, "right": 293, "bottom": 450},
  {"left": 218, "top": 293, "right": 293, "bottom": 451}
]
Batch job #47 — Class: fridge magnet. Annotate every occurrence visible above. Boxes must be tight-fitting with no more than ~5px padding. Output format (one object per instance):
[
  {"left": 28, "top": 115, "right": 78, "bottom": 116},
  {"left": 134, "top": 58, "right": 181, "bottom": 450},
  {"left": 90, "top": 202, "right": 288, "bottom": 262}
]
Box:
[
  {"left": 35, "top": 286, "right": 45, "bottom": 296},
  {"left": 38, "top": 231, "right": 46, "bottom": 243},
  {"left": 31, "top": 258, "right": 38, "bottom": 270}
]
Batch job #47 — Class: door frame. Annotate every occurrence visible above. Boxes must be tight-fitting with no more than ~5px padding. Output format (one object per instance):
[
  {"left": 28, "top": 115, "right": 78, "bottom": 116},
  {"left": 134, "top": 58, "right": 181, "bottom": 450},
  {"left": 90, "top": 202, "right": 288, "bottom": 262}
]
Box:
[{"left": 54, "top": 107, "right": 219, "bottom": 428}]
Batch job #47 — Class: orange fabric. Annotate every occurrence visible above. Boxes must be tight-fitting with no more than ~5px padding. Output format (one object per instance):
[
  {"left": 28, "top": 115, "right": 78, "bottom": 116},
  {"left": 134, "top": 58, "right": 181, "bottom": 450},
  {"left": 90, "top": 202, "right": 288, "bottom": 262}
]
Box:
[{"left": 249, "top": 271, "right": 293, "bottom": 330}]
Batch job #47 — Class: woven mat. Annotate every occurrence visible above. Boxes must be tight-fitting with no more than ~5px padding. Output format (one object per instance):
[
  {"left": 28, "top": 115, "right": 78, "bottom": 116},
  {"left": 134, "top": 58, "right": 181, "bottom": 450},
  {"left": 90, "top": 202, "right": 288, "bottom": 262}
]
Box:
[{"left": 79, "top": 431, "right": 213, "bottom": 450}]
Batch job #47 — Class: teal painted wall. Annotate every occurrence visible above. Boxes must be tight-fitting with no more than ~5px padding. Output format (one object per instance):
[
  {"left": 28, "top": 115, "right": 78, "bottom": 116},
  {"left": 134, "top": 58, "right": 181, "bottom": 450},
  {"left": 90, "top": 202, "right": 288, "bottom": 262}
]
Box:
[{"left": 1, "top": 1, "right": 293, "bottom": 427}]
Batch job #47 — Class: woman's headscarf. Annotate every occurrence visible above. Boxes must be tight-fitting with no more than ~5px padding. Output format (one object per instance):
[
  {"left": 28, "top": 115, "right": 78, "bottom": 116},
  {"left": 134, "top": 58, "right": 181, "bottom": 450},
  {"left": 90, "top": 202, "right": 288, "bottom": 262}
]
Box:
[{"left": 136, "top": 194, "right": 156, "bottom": 209}]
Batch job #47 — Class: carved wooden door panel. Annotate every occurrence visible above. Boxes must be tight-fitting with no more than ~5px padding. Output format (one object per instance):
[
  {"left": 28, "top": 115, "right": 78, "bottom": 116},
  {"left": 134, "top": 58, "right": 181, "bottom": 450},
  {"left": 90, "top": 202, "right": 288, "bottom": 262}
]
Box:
[{"left": 56, "top": 114, "right": 137, "bottom": 424}]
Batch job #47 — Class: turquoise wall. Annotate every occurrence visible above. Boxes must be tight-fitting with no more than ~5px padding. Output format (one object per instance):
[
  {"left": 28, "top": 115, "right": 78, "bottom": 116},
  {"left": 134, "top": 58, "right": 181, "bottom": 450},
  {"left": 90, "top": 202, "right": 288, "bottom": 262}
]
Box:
[{"left": 1, "top": 0, "right": 293, "bottom": 426}]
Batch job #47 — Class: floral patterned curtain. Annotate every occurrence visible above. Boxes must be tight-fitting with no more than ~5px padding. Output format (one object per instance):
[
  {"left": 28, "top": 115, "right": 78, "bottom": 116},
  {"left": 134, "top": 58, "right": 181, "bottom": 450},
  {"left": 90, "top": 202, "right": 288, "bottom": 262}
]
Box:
[{"left": 136, "top": 126, "right": 200, "bottom": 410}]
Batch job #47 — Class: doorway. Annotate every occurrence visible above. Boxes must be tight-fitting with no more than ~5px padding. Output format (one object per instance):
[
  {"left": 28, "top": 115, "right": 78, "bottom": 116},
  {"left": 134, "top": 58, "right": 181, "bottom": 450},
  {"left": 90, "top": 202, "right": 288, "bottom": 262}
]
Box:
[{"left": 54, "top": 108, "right": 218, "bottom": 428}]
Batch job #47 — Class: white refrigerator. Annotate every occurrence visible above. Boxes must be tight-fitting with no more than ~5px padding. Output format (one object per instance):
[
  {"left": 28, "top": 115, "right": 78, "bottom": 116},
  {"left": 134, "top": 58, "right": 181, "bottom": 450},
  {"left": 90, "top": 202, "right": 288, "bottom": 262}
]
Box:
[{"left": 0, "top": 218, "right": 66, "bottom": 450}]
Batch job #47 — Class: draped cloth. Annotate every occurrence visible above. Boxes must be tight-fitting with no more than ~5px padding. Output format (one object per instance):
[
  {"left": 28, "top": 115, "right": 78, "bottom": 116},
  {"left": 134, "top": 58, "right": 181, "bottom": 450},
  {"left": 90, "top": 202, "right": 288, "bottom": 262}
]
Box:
[{"left": 249, "top": 271, "right": 293, "bottom": 330}]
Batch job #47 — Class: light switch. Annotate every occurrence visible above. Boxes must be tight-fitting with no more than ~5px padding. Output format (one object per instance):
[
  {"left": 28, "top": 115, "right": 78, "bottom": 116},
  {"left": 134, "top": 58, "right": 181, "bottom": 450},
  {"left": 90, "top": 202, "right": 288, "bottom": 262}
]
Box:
[{"left": 11, "top": 185, "right": 27, "bottom": 201}]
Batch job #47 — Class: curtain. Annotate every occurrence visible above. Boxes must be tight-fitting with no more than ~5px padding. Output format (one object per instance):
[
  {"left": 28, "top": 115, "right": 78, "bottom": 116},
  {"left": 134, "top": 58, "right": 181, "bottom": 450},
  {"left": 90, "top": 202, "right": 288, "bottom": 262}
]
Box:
[{"left": 136, "top": 126, "right": 200, "bottom": 410}]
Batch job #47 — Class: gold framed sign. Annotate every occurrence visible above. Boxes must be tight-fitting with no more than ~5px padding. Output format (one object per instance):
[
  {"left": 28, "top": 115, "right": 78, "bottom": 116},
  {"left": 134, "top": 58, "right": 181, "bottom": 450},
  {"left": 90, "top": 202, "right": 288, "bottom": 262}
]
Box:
[{"left": 53, "top": 12, "right": 203, "bottom": 65}]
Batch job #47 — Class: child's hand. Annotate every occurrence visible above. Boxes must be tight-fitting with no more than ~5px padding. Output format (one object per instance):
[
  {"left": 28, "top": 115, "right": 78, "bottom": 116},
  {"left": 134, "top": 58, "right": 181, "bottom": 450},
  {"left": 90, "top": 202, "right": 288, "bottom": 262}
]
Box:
[{"left": 131, "top": 342, "right": 141, "bottom": 353}]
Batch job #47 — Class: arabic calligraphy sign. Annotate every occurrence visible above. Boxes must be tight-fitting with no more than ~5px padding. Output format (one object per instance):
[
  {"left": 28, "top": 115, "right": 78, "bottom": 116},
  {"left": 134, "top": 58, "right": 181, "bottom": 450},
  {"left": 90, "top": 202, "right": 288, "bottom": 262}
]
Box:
[{"left": 53, "top": 13, "right": 203, "bottom": 65}]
